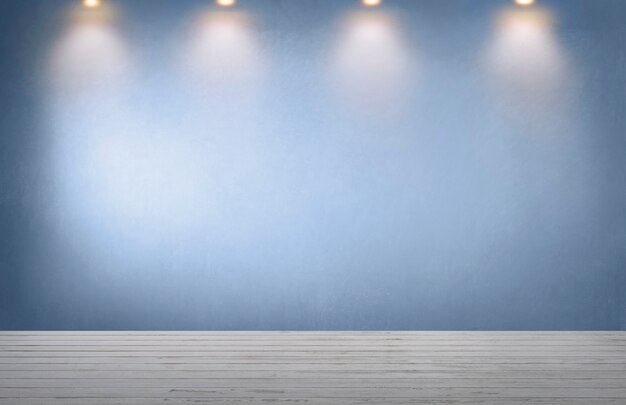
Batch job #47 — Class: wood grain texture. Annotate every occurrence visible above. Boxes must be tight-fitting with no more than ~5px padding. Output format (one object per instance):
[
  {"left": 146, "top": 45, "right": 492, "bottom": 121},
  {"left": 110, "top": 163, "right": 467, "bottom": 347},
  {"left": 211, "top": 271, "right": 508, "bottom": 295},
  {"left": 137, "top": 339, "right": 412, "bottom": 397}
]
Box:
[{"left": 0, "top": 332, "right": 624, "bottom": 404}]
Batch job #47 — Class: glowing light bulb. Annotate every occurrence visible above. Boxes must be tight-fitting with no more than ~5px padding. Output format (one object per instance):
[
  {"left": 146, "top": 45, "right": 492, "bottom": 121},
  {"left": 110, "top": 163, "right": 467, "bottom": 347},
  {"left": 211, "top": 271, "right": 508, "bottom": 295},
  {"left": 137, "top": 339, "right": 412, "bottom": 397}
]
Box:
[
  {"left": 515, "top": 0, "right": 535, "bottom": 6},
  {"left": 362, "top": 0, "right": 382, "bottom": 7},
  {"left": 83, "top": 0, "right": 101, "bottom": 8},
  {"left": 216, "top": 0, "right": 236, "bottom": 7}
]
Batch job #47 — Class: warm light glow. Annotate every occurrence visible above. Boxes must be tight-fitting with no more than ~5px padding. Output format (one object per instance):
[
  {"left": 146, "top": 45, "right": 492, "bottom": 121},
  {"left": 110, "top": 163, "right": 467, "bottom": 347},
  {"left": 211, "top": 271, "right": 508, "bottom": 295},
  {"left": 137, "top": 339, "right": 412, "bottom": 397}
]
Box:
[
  {"left": 182, "top": 11, "right": 264, "bottom": 88},
  {"left": 83, "top": 0, "right": 101, "bottom": 8},
  {"left": 216, "top": 0, "right": 236, "bottom": 7},
  {"left": 486, "top": 8, "right": 564, "bottom": 85},
  {"left": 484, "top": 7, "right": 570, "bottom": 120},
  {"left": 330, "top": 11, "right": 415, "bottom": 114},
  {"left": 49, "top": 7, "right": 130, "bottom": 93},
  {"left": 515, "top": 0, "right": 535, "bottom": 6},
  {"left": 362, "top": 0, "right": 382, "bottom": 7}
]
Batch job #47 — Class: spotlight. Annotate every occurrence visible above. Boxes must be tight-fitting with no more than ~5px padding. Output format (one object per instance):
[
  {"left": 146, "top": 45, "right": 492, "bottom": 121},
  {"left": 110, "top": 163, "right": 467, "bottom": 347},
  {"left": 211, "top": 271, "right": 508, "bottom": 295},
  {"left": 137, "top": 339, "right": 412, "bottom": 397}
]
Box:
[
  {"left": 514, "top": 0, "right": 535, "bottom": 6},
  {"left": 216, "top": 0, "right": 236, "bottom": 7},
  {"left": 83, "top": 0, "right": 101, "bottom": 8},
  {"left": 362, "top": 0, "right": 382, "bottom": 7}
]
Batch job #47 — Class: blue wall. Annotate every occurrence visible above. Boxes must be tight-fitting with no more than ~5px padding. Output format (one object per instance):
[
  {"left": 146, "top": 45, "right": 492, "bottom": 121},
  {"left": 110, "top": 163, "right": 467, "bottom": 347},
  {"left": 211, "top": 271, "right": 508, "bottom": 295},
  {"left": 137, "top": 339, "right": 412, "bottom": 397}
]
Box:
[{"left": 0, "top": 0, "right": 624, "bottom": 330}]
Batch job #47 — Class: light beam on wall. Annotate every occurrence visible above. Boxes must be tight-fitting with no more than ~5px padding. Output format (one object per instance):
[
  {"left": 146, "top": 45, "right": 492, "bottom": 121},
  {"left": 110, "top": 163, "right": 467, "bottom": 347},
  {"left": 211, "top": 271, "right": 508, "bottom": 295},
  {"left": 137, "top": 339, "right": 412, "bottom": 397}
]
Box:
[
  {"left": 216, "top": 0, "right": 236, "bottom": 7},
  {"left": 484, "top": 7, "right": 569, "bottom": 117},
  {"left": 329, "top": 11, "right": 414, "bottom": 114},
  {"left": 47, "top": 5, "right": 268, "bottom": 249},
  {"left": 46, "top": 4, "right": 175, "bottom": 249},
  {"left": 514, "top": 0, "right": 536, "bottom": 6},
  {"left": 182, "top": 10, "right": 264, "bottom": 90},
  {"left": 48, "top": 5, "right": 130, "bottom": 94},
  {"left": 362, "top": 0, "right": 383, "bottom": 7},
  {"left": 83, "top": 0, "right": 101, "bottom": 9}
]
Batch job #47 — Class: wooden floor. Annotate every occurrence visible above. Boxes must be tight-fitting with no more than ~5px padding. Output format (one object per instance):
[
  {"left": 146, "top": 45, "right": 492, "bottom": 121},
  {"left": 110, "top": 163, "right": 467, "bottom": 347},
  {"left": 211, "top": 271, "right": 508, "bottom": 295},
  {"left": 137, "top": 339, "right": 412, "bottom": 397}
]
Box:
[{"left": 0, "top": 332, "right": 625, "bottom": 404}]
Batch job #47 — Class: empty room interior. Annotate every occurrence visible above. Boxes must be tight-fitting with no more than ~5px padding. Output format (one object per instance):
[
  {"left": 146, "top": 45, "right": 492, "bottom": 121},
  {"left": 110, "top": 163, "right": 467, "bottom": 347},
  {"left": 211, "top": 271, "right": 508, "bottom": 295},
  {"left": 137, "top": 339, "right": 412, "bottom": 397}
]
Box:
[{"left": 0, "top": 0, "right": 625, "bottom": 403}]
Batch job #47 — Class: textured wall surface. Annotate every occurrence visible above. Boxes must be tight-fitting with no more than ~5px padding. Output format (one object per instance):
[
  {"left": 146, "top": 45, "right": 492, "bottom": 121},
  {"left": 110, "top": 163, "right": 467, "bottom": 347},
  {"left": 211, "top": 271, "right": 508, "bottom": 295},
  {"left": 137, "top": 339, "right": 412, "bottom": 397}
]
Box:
[{"left": 0, "top": 0, "right": 624, "bottom": 330}]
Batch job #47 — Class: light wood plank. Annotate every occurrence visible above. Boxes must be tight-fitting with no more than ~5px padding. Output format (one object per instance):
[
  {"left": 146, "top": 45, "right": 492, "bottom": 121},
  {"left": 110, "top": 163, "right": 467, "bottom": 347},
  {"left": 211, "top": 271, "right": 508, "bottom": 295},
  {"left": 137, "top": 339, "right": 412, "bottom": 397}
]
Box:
[
  {"left": 0, "top": 378, "right": 624, "bottom": 389},
  {"left": 0, "top": 399, "right": 625, "bottom": 405},
  {"left": 2, "top": 345, "right": 624, "bottom": 351},
  {"left": 1, "top": 350, "right": 622, "bottom": 358},
  {"left": 2, "top": 363, "right": 626, "bottom": 371},
  {"left": 1, "top": 387, "right": 626, "bottom": 399},
  {"left": 0, "top": 332, "right": 623, "bottom": 403},
  {"left": 0, "top": 356, "right": 623, "bottom": 364},
  {"left": 1, "top": 370, "right": 625, "bottom": 379}
]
